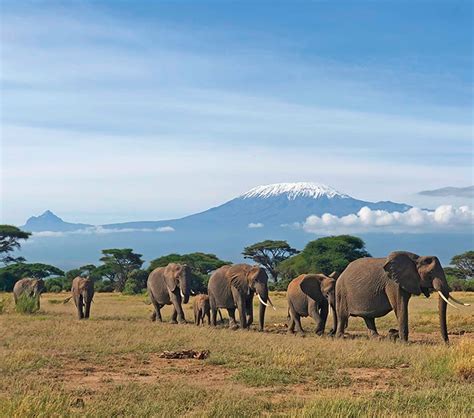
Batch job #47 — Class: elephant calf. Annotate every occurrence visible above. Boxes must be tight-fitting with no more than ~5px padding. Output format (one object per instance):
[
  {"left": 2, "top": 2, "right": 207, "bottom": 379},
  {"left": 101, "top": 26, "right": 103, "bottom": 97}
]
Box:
[
  {"left": 13, "top": 278, "right": 45, "bottom": 310},
  {"left": 147, "top": 263, "right": 191, "bottom": 324},
  {"left": 69, "top": 276, "right": 94, "bottom": 319},
  {"left": 287, "top": 273, "right": 337, "bottom": 336},
  {"left": 193, "top": 294, "right": 211, "bottom": 326}
]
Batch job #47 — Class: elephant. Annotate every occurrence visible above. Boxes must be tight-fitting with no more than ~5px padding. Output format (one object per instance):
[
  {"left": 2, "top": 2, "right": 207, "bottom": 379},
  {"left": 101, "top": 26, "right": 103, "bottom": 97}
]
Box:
[
  {"left": 193, "top": 294, "right": 211, "bottom": 326},
  {"left": 147, "top": 263, "right": 191, "bottom": 324},
  {"left": 335, "top": 251, "right": 469, "bottom": 343},
  {"left": 207, "top": 264, "right": 275, "bottom": 331},
  {"left": 287, "top": 272, "right": 338, "bottom": 336},
  {"left": 64, "top": 277, "right": 94, "bottom": 319},
  {"left": 13, "top": 278, "right": 45, "bottom": 309}
]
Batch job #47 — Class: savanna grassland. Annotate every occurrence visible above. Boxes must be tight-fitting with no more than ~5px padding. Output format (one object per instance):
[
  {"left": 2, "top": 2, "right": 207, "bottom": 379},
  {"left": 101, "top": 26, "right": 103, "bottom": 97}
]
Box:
[{"left": 1, "top": 291, "right": 473, "bottom": 417}]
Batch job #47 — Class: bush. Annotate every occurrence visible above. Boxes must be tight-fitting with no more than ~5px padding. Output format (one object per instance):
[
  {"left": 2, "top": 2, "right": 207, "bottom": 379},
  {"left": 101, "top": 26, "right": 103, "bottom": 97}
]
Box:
[
  {"left": 48, "top": 285, "right": 62, "bottom": 293},
  {"left": 122, "top": 269, "right": 148, "bottom": 295},
  {"left": 447, "top": 277, "right": 474, "bottom": 292},
  {"left": 95, "top": 280, "right": 114, "bottom": 293},
  {"left": 268, "top": 278, "right": 291, "bottom": 292},
  {"left": 15, "top": 294, "right": 40, "bottom": 314}
]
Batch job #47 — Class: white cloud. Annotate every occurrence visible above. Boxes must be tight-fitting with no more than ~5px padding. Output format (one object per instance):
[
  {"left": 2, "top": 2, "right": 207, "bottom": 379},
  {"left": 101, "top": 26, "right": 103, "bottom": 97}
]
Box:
[
  {"left": 32, "top": 226, "right": 175, "bottom": 237},
  {"left": 248, "top": 222, "right": 264, "bottom": 229},
  {"left": 303, "top": 205, "right": 474, "bottom": 233}
]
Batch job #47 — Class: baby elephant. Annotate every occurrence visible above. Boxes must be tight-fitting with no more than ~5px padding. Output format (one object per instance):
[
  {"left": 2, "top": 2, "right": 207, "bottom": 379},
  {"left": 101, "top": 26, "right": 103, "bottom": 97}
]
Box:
[
  {"left": 193, "top": 294, "right": 211, "bottom": 326},
  {"left": 66, "top": 276, "right": 94, "bottom": 319},
  {"left": 287, "top": 272, "right": 338, "bottom": 336}
]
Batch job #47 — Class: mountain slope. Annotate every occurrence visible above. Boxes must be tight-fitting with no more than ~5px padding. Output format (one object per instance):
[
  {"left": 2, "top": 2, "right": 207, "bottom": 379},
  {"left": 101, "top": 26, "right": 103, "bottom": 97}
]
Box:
[
  {"left": 103, "top": 182, "right": 411, "bottom": 229},
  {"left": 21, "top": 210, "right": 92, "bottom": 232}
]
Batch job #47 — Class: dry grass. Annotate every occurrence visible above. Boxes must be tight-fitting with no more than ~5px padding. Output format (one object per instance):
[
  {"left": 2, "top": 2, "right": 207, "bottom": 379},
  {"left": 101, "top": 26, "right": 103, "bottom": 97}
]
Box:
[{"left": 1, "top": 291, "right": 473, "bottom": 417}]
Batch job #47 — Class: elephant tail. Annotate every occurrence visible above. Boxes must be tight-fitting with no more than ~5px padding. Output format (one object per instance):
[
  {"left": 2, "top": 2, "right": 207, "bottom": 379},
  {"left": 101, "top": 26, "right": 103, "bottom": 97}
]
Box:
[
  {"left": 287, "top": 308, "right": 290, "bottom": 320},
  {"left": 63, "top": 296, "right": 72, "bottom": 304}
]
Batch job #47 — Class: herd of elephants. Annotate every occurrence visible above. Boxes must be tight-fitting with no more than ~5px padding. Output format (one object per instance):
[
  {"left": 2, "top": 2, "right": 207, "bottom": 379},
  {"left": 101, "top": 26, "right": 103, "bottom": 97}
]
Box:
[{"left": 12, "top": 251, "right": 470, "bottom": 343}]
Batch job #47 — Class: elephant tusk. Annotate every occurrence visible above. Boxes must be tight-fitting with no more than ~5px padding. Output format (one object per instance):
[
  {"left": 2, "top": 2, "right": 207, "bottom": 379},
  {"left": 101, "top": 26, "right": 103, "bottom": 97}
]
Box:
[
  {"left": 329, "top": 304, "right": 333, "bottom": 318},
  {"left": 449, "top": 295, "right": 470, "bottom": 306},
  {"left": 438, "top": 291, "right": 459, "bottom": 309},
  {"left": 256, "top": 292, "right": 270, "bottom": 308},
  {"left": 180, "top": 290, "right": 185, "bottom": 299},
  {"left": 267, "top": 295, "right": 277, "bottom": 311}
]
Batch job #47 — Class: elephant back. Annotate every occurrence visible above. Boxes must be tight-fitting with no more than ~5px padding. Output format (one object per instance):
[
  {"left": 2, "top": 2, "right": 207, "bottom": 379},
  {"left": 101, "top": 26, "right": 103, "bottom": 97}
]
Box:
[{"left": 208, "top": 266, "right": 235, "bottom": 309}]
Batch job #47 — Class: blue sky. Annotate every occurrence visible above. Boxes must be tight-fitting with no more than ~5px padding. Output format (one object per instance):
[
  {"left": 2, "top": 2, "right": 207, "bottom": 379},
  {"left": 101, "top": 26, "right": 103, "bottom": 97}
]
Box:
[{"left": 1, "top": 0, "right": 472, "bottom": 224}]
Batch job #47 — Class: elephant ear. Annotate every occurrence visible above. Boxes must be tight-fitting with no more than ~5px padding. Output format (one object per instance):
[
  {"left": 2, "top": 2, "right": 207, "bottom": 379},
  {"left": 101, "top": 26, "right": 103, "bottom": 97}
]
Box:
[
  {"left": 329, "top": 271, "right": 340, "bottom": 280},
  {"left": 383, "top": 252, "right": 422, "bottom": 295},
  {"left": 227, "top": 265, "right": 249, "bottom": 294},
  {"left": 299, "top": 274, "right": 324, "bottom": 300},
  {"left": 164, "top": 264, "right": 178, "bottom": 292}
]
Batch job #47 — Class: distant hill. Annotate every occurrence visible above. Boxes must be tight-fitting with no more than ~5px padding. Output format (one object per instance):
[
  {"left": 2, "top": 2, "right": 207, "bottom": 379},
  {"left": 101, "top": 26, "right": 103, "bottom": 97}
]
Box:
[
  {"left": 21, "top": 210, "right": 92, "bottom": 232},
  {"left": 418, "top": 186, "right": 474, "bottom": 198}
]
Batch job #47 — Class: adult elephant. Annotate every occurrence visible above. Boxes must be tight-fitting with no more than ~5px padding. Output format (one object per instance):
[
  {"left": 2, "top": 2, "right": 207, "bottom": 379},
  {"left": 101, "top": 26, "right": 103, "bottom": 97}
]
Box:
[
  {"left": 64, "top": 277, "right": 94, "bottom": 319},
  {"left": 287, "top": 272, "right": 338, "bottom": 336},
  {"left": 336, "top": 251, "right": 469, "bottom": 343},
  {"left": 208, "top": 264, "right": 275, "bottom": 331},
  {"left": 147, "top": 263, "right": 191, "bottom": 324},
  {"left": 13, "top": 278, "right": 45, "bottom": 309}
]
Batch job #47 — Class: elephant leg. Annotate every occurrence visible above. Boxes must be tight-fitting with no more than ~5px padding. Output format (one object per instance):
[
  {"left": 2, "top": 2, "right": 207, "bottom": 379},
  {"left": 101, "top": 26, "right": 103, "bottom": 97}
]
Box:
[
  {"left": 235, "top": 296, "right": 247, "bottom": 330},
  {"left": 206, "top": 311, "right": 211, "bottom": 325},
  {"left": 84, "top": 299, "right": 91, "bottom": 319},
  {"left": 287, "top": 307, "right": 296, "bottom": 334},
  {"left": 169, "top": 293, "right": 186, "bottom": 324},
  {"left": 246, "top": 295, "right": 254, "bottom": 327},
  {"left": 76, "top": 295, "right": 84, "bottom": 319},
  {"left": 294, "top": 313, "right": 304, "bottom": 335},
  {"left": 151, "top": 300, "right": 163, "bottom": 322},
  {"left": 227, "top": 308, "right": 238, "bottom": 330},
  {"left": 363, "top": 317, "right": 380, "bottom": 339},
  {"left": 336, "top": 307, "right": 348, "bottom": 338},
  {"left": 210, "top": 308, "right": 218, "bottom": 326},
  {"left": 170, "top": 306, "right": 178, "bottom": 324},
  {"left": 394, "top": 295, "right": 410, "bottom": 342},
  {"left": 318, "top": 300, "right": 329, "bottom": 335},
  {"left": 309, "top": 303, "right": 324, "bottom": 336}
]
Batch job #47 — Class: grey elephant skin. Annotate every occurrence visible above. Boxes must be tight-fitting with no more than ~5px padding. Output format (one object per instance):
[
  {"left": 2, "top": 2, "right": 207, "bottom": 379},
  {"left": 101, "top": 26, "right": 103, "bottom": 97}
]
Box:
[
  {"left": 147, "top": 263, "right": 191, "bottom": 324},
  {"left": 193, "top": 294, "right": 211, "bottom": 326},
  {"left": 287, "top": 273, "right": 337, "bottom": 336},
  {"left": 336, "top": 252, "right": 454, "bottom": 342},
  {"left": 70, "top": 276, "right": 94, "bottom": 319},
  {"left": 208, "top": 264, "right": 274, "bottom": 331},
  {"left": 13, "top": 278, "right": 45, "bottom": 309}
]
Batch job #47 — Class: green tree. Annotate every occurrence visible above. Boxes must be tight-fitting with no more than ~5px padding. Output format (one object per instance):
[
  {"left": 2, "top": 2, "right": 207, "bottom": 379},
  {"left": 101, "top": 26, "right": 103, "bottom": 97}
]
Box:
[
  {"left": 242, "top": 240, "right": 299, "bottom": 282},
  {"left": 0, "top": 225, "right": 31, "bottom": 264},
  {"left": 123, "top": 269, "right": 149, "bottom": 295},
  {"left": 0, "top": 262, "right": 64, "bottom": 291},
  {"left": 450, "top": 251, "right": 474, "bottom": 279},
  {"left": 149, "top": 252, "right": 230, "bottom": 293},
  {"left": 278, "top": 235, "right": 370, "bottom": 280},
  {"left": 100, "top": 249, "right": 144, "bottom": 292}
]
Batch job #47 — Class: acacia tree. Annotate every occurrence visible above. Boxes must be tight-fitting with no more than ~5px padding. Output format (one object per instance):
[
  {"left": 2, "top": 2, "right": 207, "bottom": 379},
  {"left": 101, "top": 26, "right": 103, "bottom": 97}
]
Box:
[
  {"left": 0, "top": 225, "right": 31, "bottom": 264},
  {"left": 100, "top": 249, "right": 144, "bottom": 292},
  {"left": 278, "top": 235, "right": 371, "bottom": 280},
  {"left": 0, "top": 262, "right": 64, "bottom": 291},
  {"left": 242, "top": 240, "right": 299, "bottom": 282},
  {"left": 450, "top": 251, "right": 474, "bottom": 279}
]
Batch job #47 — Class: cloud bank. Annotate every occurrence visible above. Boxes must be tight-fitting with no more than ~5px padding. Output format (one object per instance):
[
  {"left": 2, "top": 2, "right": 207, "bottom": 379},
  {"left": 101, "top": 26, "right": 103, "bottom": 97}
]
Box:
[
  {"left": 303, "top": 205, "right": 473, "bottom": 233},
  {"left": 248, "top": 222, "right": 264, "bottom": 229},
  {"left": 33, "top": 226, "right": 175, "bottom": 238}
]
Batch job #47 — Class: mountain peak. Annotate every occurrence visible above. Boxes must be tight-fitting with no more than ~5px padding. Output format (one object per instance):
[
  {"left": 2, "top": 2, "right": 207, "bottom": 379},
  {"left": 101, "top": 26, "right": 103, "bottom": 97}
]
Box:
[
  {"left": 37, "top": 210, "right": 62, "bottom": 220},
  {"left": 240, "top": 182, "right": 349, "bottom": 200}
]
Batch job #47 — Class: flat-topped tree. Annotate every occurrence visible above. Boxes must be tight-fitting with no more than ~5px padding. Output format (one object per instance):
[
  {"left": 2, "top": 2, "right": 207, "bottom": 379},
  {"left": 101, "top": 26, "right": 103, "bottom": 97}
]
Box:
[
  {"left": 242, "top": 240, "right": 299, "bottom": 282},
  {"left": 100, "top": 249, "right": 144, "bottom": 292},
  {"left": 0, "top": 225, "right": 31, "bottom": 264}
]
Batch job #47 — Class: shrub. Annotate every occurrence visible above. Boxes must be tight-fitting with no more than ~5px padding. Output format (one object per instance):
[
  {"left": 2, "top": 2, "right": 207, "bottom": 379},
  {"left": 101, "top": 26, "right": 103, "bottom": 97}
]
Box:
[
  {"left": 447, "top": 277, "right": 474, "bottom": 292},
  {"left": 15, "top": 294, "right": 40, "bottom": 314},
  {"left": 48, "top": 285, "right": 62, "bottom": 293},
  {"left": 268, "top": 278, "right": 291, "bottom": 292}
]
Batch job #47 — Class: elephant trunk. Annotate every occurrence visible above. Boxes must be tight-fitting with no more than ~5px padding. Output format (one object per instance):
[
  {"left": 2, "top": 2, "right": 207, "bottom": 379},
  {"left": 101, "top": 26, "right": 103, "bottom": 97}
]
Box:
[
  {"left": 433, "top": 277, "right": 449, "bottom": 343},
  {"left": 255, "top": 283, "right": 268, "bottom": 331},
  {"left": 180, "top": 278, "right": 190, "bottom": 304}
]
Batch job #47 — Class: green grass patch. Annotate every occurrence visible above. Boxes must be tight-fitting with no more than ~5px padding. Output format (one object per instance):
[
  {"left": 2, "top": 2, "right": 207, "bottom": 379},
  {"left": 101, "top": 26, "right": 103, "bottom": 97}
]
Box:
[
  {"left": 233, "top": 366, "right": 298, "bottom": 387},
  {"left": 15, "top": 294, "right": 40, "bottom": 314}
]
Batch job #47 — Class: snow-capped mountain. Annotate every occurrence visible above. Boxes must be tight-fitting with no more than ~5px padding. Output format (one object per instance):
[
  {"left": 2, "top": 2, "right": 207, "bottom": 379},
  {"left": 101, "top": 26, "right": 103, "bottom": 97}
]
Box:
[
  {"left": 241, "top": 182, "right": 349, "bottom": 200},
  {"left": 102, "top": 182, "right": 411, "bottom": 229}
]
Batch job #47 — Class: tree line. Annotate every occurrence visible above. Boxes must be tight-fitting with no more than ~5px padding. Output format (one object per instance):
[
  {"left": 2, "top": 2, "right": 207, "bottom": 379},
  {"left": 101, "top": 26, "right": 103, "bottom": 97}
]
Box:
[{"left": 1, "top": 224, "right": 473, "bottom": 294}]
